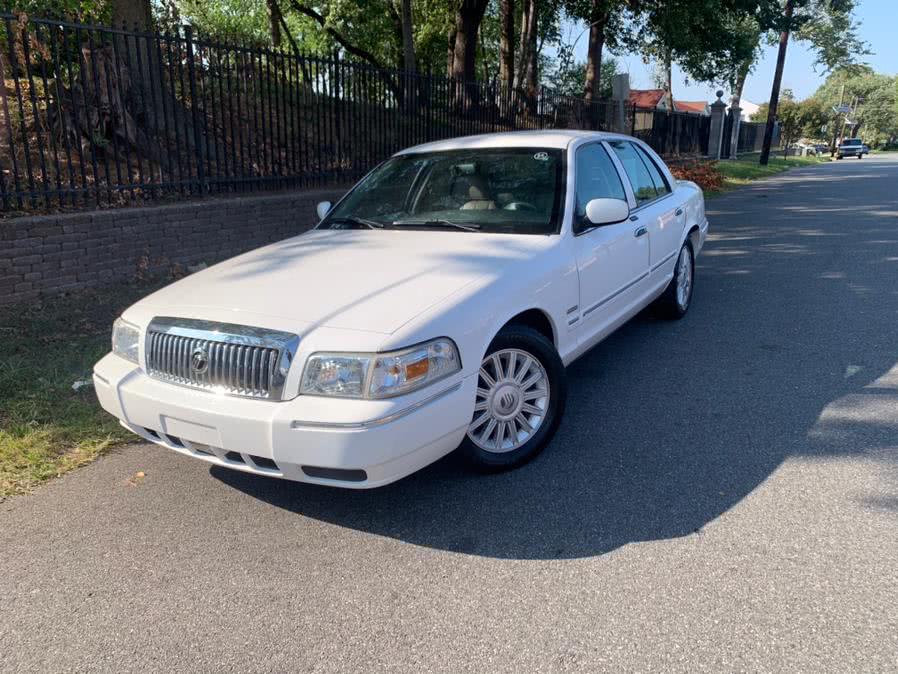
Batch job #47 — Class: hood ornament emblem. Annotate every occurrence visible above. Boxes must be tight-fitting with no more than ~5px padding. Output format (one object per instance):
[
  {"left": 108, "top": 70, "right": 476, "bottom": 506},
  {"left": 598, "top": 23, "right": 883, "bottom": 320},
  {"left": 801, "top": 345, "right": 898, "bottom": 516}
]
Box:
[{"left": 191, "top": 346, "right": 210, "bottom": 374}]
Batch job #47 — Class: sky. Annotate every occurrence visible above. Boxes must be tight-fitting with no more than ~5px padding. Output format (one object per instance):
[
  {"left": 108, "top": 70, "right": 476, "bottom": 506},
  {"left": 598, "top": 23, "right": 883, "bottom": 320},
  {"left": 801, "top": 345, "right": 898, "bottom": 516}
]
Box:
[{"left": 565, "top": 0, "right": 897, "bottom": 106}]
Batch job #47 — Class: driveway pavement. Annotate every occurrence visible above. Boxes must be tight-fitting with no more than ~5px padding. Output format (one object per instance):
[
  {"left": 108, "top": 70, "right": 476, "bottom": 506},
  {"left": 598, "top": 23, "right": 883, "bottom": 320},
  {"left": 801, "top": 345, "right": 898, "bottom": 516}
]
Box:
[{"left": 2, "top": 155, "right": 898, "bottom": 672}]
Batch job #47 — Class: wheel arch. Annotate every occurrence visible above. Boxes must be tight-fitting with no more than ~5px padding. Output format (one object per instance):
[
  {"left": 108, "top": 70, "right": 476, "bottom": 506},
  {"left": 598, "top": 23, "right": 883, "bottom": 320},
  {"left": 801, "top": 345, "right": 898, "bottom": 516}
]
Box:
[
  {"left": 686, "top": 223, "right": 701, "bottom": 252},
  {"left": 496, "top": 308, "right": 557, "bottom": 349}
]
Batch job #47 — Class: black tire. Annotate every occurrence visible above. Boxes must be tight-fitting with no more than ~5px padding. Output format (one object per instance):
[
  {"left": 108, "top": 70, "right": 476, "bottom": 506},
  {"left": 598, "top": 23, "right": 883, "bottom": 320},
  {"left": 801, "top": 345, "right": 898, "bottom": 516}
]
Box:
[
  {"left": 653, "top": 239, "right": 695, "bottom": 320},
  {"left": 858, "top": 154, "right": 863, "bottom": 159},
  {"left": 459, "top": 325, "right": 566, "bottom": 472},
  {"left": 836, "top": 154, "right": 843, "bottom": 160}
]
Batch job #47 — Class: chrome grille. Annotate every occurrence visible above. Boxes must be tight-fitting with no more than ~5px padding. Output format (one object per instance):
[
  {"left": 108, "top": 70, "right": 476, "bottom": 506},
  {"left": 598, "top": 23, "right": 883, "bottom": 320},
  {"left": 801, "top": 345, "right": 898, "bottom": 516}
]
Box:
[{"left": 145, "top": 317, "right": 300, "bottom": 400}]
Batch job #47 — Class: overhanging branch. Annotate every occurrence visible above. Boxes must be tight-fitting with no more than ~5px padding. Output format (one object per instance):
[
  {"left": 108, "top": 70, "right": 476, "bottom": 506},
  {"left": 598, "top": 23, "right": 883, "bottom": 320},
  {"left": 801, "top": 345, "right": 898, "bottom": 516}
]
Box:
[
  {"left": 289, "top": 1, "right": 386, "bottom": 70},
  {"left": 287, "top": 0, "right": 400, "bottom": 97}
]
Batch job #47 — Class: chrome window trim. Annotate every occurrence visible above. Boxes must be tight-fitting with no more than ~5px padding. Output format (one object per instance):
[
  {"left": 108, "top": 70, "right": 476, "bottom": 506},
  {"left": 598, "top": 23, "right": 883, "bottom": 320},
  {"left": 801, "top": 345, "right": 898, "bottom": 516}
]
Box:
[
  {"left": 290, "top": 382, "right": 462, "bottom": 430},
  {"left": 146, "top": 317, "right": 300, "bottom": 401},
  {"left": 629, "top": 189, "right": 676, "bottom": 214}
]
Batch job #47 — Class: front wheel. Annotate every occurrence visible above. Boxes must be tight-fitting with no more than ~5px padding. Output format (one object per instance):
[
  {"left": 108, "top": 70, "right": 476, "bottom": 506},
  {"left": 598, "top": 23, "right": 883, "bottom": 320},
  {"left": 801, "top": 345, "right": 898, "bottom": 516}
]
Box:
[
  {"left": 460, "top": 325, "right": 566, "bottom": 471},
  {"left": 653, "top": 240, "right": 694, "bottom": 320}
]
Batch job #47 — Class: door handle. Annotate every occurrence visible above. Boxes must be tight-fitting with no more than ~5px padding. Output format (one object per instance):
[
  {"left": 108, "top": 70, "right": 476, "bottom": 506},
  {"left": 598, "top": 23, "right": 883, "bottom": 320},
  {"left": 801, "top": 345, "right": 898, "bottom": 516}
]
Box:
[
  {"left": 675, "top": 207, "right": 684, "bottom": 216},
  {"left": 634, "top": 226, "right": 648, "bottom": 238},
  {"left": 629, "top": 215, "right": 639, "bottom": 222}
]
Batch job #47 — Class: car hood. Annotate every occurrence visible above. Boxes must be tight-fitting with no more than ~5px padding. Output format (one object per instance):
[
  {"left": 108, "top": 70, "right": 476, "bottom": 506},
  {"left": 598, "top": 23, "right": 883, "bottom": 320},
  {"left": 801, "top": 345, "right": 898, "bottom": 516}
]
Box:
[{"left": 134, "top": 229, "right": 554, "bottom": 335}]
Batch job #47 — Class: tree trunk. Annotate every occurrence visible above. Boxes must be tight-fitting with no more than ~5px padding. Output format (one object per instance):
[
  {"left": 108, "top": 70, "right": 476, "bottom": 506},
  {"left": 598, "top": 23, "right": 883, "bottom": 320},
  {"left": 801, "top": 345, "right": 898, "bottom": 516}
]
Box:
[
  {"left": 515, "top": 0, "right": 537, "bottom": 114},
  {"left": 267, "top": 0, "right": 283, "bottom": 48},
  {"left": 400, "top": 0, "right": 415, "bottom": 73},
  {"left": 728, "top": 60, "right": 750, "bottom": 158},
  {"left": 515, "top": 0, "right": 533, "bottom": 88},
  {"left": 110, "top": 0, "right": 170, "bottom": 144},
  {"left": 662, "top": 50, "right": 673, "bottom": 111},
  {"left": 450, "top": 0, "right": 490, "bottom": 111},
  {"left": 524, "top": 4, "right": 538, "bottom": 115},
  {"left": 760, "top": 0, "right": 793, "bottom": 165},
  {"left": 499, "top": 0, "right": 515, "bottom": 89},
  {"left": 447, "top": 27, "right": 456, "bottom": 77},
  {"left": 111, "top": 0, "right": 152, "bottom": 29},
  {"left": 583, "top": 2, "right": 606, "bottom": 104}
]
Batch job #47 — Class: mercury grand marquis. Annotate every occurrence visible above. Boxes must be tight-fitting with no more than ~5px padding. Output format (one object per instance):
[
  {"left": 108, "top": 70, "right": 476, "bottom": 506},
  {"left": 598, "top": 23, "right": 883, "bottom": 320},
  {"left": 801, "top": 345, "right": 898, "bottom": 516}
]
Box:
[{"left": 94, "top": 130, "right": 709, "bottom": 488}]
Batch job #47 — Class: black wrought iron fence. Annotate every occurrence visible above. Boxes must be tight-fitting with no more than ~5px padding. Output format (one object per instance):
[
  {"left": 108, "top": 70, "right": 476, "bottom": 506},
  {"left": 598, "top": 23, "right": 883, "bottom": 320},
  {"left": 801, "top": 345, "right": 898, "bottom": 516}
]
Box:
[
  {"left": 0, "top": 13, "right": 702, "bottom": 214},
  {"left": 630, "top": 107, "right": 711, "bottom": 157},
  {"left": 737, "top": 120, "right": 768, "bottom": 153}
]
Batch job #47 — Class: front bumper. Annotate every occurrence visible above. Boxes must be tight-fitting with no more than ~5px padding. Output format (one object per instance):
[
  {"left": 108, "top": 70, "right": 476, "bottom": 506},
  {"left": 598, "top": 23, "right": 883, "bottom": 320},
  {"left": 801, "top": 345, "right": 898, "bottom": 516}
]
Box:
[{"left": 94, "top": 353, "right": 474, "bottom": 488}]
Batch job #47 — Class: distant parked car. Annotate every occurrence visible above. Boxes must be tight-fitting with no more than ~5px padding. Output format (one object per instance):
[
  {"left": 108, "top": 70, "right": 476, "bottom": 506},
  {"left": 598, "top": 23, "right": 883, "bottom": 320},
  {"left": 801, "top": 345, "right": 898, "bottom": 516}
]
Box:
[
  {"left": 93, "top": 130, "right": 709, "bottom": 488},
  {"left": 814, "top": 144, "right": 829, "bottom": 155},
  {"left": 787, "top": 142, "right": 817, "bottom": 156},
  {"left": 862, "top": 144, "right": 870, "bottom": 155},
  {"left": 836, "top": 138, "right": 864, "bottom": 159}
]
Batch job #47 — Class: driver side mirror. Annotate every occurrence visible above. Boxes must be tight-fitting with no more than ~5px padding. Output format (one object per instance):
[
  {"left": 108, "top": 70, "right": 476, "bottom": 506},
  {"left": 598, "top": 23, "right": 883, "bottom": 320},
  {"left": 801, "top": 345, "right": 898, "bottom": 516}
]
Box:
[
  {"left": 584, "top": 198, "right": 630, "bottom": 227},
  {"left": 316, "top": 201, "right": 332, "bottom": 221}
]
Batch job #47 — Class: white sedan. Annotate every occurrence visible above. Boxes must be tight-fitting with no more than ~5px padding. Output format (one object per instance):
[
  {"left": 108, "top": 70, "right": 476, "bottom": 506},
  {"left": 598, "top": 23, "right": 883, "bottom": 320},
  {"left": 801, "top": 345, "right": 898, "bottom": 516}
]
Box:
[{"left": 94, "top": 130, "right": 708, "bottom": 488}]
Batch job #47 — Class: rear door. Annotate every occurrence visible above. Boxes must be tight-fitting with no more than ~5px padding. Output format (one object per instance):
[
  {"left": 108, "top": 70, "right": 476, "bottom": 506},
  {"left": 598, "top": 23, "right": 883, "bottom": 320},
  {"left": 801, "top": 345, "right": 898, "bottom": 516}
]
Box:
[{"left": 606, "top": 140, "right": 683, "bottom": 278}]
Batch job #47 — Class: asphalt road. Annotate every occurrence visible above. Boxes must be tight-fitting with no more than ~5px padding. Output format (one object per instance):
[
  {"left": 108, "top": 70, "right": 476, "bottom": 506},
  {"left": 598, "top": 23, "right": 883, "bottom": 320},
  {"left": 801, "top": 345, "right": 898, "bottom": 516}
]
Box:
[{"left": 3, "top": 155, "right": 898, "bottom": 672}]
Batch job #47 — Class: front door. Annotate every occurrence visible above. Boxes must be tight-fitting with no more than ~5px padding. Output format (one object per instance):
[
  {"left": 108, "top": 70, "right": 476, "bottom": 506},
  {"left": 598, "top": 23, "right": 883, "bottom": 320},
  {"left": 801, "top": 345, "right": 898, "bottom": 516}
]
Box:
[{"left": 571, "top": 142, "right": 650, "bottom": 339}]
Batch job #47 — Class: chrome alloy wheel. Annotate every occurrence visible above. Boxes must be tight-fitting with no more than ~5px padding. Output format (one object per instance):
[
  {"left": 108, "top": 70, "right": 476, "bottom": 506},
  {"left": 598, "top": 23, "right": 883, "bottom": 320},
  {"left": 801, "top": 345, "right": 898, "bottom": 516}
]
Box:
[
  {"left": 676, "top": 245, "right": 693, "bottom": 310},
  {"left": 467, "top": 348, "right": 550, "bottom": 453}
]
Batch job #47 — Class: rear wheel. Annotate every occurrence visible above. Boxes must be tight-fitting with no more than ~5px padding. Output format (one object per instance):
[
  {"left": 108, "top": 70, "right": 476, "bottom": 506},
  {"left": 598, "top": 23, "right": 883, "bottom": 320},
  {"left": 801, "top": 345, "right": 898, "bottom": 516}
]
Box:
[
  {"left": 653, "top": 240, "right": 694, "bottom": 320},
  {"left": 460, "top": 325, "right": 566, "bottom": 471}
]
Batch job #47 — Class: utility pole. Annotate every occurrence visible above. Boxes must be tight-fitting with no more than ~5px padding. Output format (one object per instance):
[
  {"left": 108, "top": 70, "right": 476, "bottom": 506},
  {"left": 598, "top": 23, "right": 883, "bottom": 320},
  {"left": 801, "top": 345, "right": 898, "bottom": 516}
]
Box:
[
  {"left": 830, "top": 83, "right": 845, "bottom": 154},
  {"left": 760, "top": 0, "right": 794, "bottom": 166},
  {"left": 839, "top": 95, "right": 856, "bottom": 141}
]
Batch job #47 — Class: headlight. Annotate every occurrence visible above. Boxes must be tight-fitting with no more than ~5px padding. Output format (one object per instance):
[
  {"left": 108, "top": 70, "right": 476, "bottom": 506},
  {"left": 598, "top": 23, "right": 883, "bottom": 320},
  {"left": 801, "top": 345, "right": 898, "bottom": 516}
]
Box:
[
  {"left": 112, "top": 317, "right": 140, "bottom": 364},
  {"left": 300, "top": 338, "right": 460, "bottom": 399}
]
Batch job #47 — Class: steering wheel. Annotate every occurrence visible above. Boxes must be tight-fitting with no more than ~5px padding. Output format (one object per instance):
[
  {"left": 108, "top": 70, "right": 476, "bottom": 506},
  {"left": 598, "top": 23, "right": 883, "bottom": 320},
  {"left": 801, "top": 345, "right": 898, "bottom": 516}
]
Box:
[{"left": 503, "top": 202, "right": 538, "bottom": 212}]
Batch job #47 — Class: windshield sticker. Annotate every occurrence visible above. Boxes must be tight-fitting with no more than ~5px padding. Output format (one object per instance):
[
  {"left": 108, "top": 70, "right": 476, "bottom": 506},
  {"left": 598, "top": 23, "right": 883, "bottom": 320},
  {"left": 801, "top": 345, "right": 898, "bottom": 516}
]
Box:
[{"left": 533, "top": 151, "right": 549, "bottom": 161}]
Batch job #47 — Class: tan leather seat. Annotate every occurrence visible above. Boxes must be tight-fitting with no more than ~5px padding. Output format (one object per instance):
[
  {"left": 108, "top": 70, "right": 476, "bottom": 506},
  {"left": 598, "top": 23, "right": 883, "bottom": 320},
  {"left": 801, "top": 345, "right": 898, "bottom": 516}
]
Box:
[{"left": 458, "top": 175, "right": 496, "bottom": 210}]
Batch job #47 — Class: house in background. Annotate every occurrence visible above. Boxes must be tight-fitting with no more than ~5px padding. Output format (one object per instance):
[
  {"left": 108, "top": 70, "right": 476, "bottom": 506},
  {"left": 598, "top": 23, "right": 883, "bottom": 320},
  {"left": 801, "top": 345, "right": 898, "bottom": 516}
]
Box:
[
  {"left": 629, "top": 89, "right": 711, "bottom": 133},
  {"left": 737, "top": 99, "right": 761, "bottom": 121},
  {"left": 673, "top": 100, "right": 710, "bottom": 115},
  {"left": 629, "top": 89, "right": 711, "bottom": 116},
  {"left": 629, "top": 88, "right": 671, "bottom": 111}
]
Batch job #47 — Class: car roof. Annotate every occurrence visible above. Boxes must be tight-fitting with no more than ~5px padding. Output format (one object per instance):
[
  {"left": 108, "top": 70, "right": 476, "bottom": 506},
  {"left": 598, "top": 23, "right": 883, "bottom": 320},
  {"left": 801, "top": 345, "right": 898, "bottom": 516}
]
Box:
[{"left": 395, "top": 129, "right": 632, "bottom": 155}]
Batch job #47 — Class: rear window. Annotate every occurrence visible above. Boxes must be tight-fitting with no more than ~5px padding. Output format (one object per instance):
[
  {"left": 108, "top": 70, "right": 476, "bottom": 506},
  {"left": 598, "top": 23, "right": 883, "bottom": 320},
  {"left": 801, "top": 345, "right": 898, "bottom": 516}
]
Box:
[{"left": 842, "top": 139, "right": 861, "bottom": 146}]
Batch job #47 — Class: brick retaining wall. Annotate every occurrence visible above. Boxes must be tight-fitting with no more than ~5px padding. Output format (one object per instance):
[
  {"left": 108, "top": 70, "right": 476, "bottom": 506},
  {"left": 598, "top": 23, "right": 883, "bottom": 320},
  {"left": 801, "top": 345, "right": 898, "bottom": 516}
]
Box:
[{"left": 0, "top": 188, "right": 346, "bottom": 307}]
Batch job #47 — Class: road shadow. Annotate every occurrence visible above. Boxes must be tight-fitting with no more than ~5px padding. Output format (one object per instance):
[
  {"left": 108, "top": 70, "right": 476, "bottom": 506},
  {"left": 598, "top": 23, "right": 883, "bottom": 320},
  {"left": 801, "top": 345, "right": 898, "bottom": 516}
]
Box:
[{"left": 214, "top": 159, "right": 898, "bottom": 559}]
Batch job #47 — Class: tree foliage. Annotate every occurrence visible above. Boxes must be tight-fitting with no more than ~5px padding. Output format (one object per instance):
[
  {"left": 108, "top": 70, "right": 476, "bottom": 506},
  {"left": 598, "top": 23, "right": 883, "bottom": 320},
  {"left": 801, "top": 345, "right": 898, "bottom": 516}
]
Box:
[
  {"left": 553, "top": 53, "right": 619, "bottom": 98},
  {"left": 813, "top": 67, "right": 898, "bottom": 146},
  {"left": 750, "top": 68, "right": 898, "bottom": 148}
]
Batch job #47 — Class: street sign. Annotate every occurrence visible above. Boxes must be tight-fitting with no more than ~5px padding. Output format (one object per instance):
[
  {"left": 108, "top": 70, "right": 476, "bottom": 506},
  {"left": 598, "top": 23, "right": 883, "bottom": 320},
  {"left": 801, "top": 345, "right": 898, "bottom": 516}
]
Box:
[{"left": 833, "top": 104, "right": 851, "bottom": 114}]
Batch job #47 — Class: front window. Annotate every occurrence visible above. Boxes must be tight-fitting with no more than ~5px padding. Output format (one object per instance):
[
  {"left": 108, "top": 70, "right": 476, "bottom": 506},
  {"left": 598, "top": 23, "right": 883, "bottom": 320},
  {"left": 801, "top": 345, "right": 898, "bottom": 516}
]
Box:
[
  {"left": 320, "top": 148, "right": 564, "bottom": 235},
  {"left": 574, "top": 143, "right": 626, "bottom": 229}
]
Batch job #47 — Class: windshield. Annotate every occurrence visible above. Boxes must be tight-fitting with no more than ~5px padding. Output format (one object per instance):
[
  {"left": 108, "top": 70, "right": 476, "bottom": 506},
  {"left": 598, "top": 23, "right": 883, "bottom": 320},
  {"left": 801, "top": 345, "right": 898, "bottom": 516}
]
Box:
[
  {"left": 320, "top": 147, "right": 565, "bottom": 234},
  {"left": 842, "top": 138, "right": 861, "bottom": 146}
]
